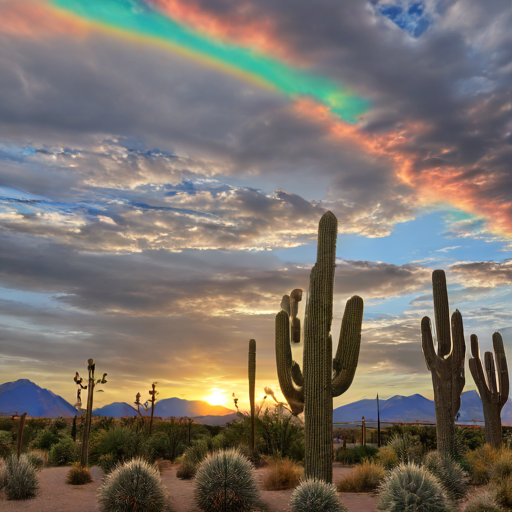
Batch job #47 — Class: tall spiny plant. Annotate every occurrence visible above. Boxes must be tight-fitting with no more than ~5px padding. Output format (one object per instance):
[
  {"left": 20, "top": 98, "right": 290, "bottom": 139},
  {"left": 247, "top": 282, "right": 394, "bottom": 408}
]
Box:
[
  {"left": 249, "top": 339, "right": 256, "bottom": 454},
  {"left": 148, "top": 382, "right": 158, "bottom": 435},
  {"left": 275, "top": 211, "right": 364, "bottom": 483},
  {"left": 469, "top": 332, "right": 509, "bottom": 448},
  {"left": 421, "top": 269, "right": 465, "bottom": 456},
  {"left": 74, "top": 359, "right": 108, "bottom": 466}
]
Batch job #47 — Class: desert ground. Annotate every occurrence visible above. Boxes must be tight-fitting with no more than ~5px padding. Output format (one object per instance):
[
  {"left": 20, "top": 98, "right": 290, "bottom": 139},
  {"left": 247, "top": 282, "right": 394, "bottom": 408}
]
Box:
[{"left": 0, "top": 463, "right": 378, "bottom": 512}]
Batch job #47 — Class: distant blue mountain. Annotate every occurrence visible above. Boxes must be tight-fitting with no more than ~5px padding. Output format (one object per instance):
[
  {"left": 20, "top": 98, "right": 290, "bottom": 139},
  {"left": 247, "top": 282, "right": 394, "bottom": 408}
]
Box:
[
  {"left": 0, "top": 379, "right": 77, "bottom": 418},
  {"left": 93, "top": 402, "right": 138, "bottom": 417}
]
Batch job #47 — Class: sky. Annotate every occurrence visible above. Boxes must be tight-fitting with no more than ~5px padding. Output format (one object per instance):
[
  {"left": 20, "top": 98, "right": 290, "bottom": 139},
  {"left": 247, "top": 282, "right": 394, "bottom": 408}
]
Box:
[{"left": 0, "top": 0, "right": 512, "bottom": 413}]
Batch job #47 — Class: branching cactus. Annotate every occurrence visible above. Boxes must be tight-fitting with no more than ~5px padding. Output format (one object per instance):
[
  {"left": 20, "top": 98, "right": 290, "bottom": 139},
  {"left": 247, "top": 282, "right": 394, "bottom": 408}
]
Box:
[
  {"left": 74, "top": 359, "right": 107, "bottom": 466},
  {"left": 248, "top": 339, "right": 256, "bottom": 453},
  {"left": 148, "top": 383, "right": 158, "bottom": 434},
  {"left": 469, "top": 332, "right": 509, "bottom": 448},
  {"left": 275, "top": 211, "right": 364, "bottom": 482},
  {"left": 421, "top": 270, "right": 465, "bottom": 456}
]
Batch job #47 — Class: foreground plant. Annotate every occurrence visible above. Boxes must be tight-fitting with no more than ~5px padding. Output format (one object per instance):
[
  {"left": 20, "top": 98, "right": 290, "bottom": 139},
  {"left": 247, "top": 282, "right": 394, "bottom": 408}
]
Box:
[
  {"left": 337, "top": 461, "right": 386, "bottom": 493},
  {"left": 276, "top": 211, "right": 364, "bottom": 482},
  {"left": 194, "top": 448, "right": 259, "bottom": 512},
  {"left": 422, "top": 269, "right": 466, "bottom": 456},
  {"left": 67, "top": 462, "right": 92, "bottom": 485},
  {"left": 377, "top": 463, "right": 452, "bottom": 512},
  {"left": 98, "top": 458, "right": 168, "bottom": 512},
  {"left": 469, "top": 332, "right": 509, "bottom": 448},
  {"left": 424, "top": 451, "right": 468, "bottom": 503},
  {"left": 290, "top": 478, "right": 347, "bottom": 512},
  {"left": 5, "top": 453, "right": 39, "bottom": 500},
  {"left": 262, "top": 457, "right": 303, "bottom": 491},
  {"left": 462, "top": 488, "right": 504, "bottom": 512}
]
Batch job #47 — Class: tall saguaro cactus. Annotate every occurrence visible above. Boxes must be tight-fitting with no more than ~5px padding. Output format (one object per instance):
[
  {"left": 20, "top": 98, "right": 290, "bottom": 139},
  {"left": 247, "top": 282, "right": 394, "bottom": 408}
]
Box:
[
  {"left": 249, "top": 339, "right": 256, "bottom": 453},
  {"left": 275, "top": 211, "right": 364, "bottom": 482},
  {"left": 421, "top": 270, "right": 466, "bottom": 456},
  {"left": 469, "top": 332, "right": 509, "bottom": 448}
]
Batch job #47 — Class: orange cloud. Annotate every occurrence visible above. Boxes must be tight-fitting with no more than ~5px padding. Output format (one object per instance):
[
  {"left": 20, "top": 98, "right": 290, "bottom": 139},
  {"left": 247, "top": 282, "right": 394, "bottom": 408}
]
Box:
[
  {"left": 293, "top": 99, "right": 512, "bottom": 239},
  {"left": 148, "top": 0, "right": 296, "bottom": 62},
  {"left": 0, "top": 0, "right": 89, "bottom": 38}
]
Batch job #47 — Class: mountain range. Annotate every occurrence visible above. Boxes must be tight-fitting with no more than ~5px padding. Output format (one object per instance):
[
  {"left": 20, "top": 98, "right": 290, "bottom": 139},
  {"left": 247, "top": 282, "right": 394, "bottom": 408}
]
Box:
[{"left": 3, "top": 378, "right": 512, "bottom": 426}]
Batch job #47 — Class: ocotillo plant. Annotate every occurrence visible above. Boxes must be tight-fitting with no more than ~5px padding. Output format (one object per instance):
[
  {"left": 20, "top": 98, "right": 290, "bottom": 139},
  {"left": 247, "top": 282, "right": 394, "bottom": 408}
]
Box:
[
  {"left": 74, "top": 359, "right": 107, "bottom": 466},
  {"left": 248, "top": 339, "right": 256, "bottom": 453},
  {"left": 148, "top": 382, "right": 158, "bottom": 434},
  {"left": 275, "top": 211, "right": 364, "bottom": 482},
  {"left": 17, "top": 412, "right": 27, "bottom": 458},
  {"left": 469, "top": 332, "right": 509, "bottom": 448},
  {"left": 421, "top": 269, "right": 465, "bottom": 456}
]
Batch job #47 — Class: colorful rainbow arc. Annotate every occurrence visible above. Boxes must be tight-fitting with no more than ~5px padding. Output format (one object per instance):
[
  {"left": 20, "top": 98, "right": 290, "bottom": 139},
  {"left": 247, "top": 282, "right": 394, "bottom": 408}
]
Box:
[{"left": 50, "top": 0, "right": 369, "bottom": 123}]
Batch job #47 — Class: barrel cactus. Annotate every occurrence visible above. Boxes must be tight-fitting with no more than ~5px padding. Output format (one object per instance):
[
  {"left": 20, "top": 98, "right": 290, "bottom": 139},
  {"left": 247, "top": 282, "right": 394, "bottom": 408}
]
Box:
[
  {"left": 290, "top": 478, "right": 347, "bottom": 512},
  {"left": 276, "top": 211, "right": 364, "bottom": 482}
]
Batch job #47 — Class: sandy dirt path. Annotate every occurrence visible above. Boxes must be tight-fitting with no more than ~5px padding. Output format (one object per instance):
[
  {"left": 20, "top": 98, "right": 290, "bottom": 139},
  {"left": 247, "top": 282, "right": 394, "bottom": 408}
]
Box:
[{"left": 0, "top": 463, "right": 379, "bottom": 512}]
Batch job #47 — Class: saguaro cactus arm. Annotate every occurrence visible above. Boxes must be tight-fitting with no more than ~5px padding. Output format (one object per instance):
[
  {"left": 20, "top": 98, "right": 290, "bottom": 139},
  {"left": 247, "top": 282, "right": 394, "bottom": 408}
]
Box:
[
  {"left": 451, "top": 310, "right": 466, "bottom": 414},
  {"left": 275, "top": 310, "right": 304, "bottom": 415},
  {"left": 495, "top": 332, "right": 510, "bottom": 407},
  {"left": 332, "top": 295, "right": 364, "bottom": 397}
]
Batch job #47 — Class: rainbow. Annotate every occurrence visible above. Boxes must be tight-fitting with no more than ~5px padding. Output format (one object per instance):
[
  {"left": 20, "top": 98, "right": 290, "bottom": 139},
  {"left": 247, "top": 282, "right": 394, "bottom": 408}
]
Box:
[{"left": 50, "top": 0, "right": 368, "bottom": 122}]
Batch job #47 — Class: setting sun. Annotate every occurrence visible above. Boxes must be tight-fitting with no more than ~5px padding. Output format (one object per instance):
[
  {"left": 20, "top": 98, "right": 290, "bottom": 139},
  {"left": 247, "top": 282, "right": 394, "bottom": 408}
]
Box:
[{"left": 203, "top": 389, "right": 227, "bottom": 407}]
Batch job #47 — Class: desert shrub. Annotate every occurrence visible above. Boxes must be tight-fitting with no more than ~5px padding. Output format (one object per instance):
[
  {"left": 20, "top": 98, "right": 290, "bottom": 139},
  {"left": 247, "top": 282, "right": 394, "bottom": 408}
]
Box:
[
  {"left": 49, "top": 437, "right": 77, "bottom": 466},
  {"left": 385, "top": 425, "right": 437, "bottom": 454},
  {"left": 0, "top": 430, "right": 13, "bottom": 457},
  {"left": 145, "top": 432, "right": 171, "bottom": 461},
  {"left": 377, "top": 446, "right": 398, "bottom": 470},
  {"left": 5, "top": 453, "right": 39, "bottom": 500},
  {"left": 262, "top": 457, "right": 303, "bottom": 491},
  {"left": 176, "top": 460, "right": 196, "bottom": 480},
  {"left": 462, "top": 488, "right": 504, "bottom": 512},
  {"left": 27, "top": 449, "right": 49, "bottom": 468},
  {"left": 424, "top": 451, "right": 468, "bottom": 503},
  {"left": 99, "top": 453, "right": 118, "bottom": 474},
  {"left": 51, "top": 417, "right": 68, "bottom": 430},
  {"left": 337, "top": 460, "right": 386, "bottom": 493},
  {"left": 91, "top": 426, "right": 146, "bottom": 467},
  {"left": 494, "top": 475, "right": 512, "bottom": 510},
  {"left": 335, "top": 444, "right": 378, "bottom": 464},
  {"left": 66, "top": 462, "right": 92, "bottom": 485},
  {"left": 455, "top": 427, "right": 486, "bottom": 452},
  {"left": 489, "top": 449, "right": 512, "bottom": 482},
  {"left": 0, "top": 457, "right": 7, "bottom": 489},
  {"left": 211, "top": 433, "right": 229, "bottom": 451},
  {"left": 98, "top": 458, "right": 168, "bottom": 512},
  {"left": 290, "top": 478, "right": 347, "bottom": 512},
  {"left": 387, "top": 432, "right": 422, "bottom": 463},
  {"left": 377, "top": 463, "right": 452, "bottom": 512},
  {"left": 31, "top": 428, "right": 60, "bottom": 451},
  {"left": 0, "top": 418, "right": 15, "bottom": 431},
  {"left": 463, "top": 444, "right": 500, "bottom": 484},
  {"left": 194, "top": 448, "right": 259, "bottom": 512}
]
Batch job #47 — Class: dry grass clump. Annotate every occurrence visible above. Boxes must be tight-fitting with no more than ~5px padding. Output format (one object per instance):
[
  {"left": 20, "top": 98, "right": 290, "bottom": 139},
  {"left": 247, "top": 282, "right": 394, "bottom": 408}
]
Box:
[
  {"left": 337, "top": 460, "right": 386, "bottom": 493},
  {"left": 66, "top": 463, "right": 93, "bottom": 485},
  {"left": 0, "top": 457, "right": 7, "bottom": 489},
  {"left": 462, "top": 487, "right": 504, "bottom": 512},
  {"left": 262, "top": 457, "right": 303, "bottom": 491},
  {"left": 464, "top": 444, "right": 500, "bottom": 484},
  {"left": 27, "top": 450, "right": 49, "bottom": 469},
  {"left": 377, "top": 446, "right": 398, "bottom": 470}
]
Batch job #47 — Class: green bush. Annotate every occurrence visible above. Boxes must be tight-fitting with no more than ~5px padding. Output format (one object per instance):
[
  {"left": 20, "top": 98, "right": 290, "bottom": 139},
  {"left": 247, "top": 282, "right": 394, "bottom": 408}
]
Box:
[
  {"left": 99, "top": 453, "right": 118, "bottom": 474},
  {"left": 335, "top": 444, "right": 378, "bottom": 464},
  {"left": 377, "top": 446, "right": 398, "bottom": 470},
  {"left": 177, "top": 439, "right": 210, "bottom": 479},
  {"left": 176, "top": 460, "right": 196, "bottom": 480},
  {"left": 91, "top": 426, "right": 146, "bottom": 467},
  {"left": 5, "top": 453, "right": 39, "bottom": 500},
  {"left": 32, "top": 429, "right": 60, "bottom": 451},
  {"left": 51, "top": 418, "right": 68, "bottom": 430},
  {"left": 145, "top": 432, "right": 171, "bottom": 461},
  {"left": 194, "top": 448, "right": 259, "bottom": 512},
  {"left": 49, "top": 437, "right": 77, "bottom": 466},
  {"left": 98, "top": 458, "right": 168, "bottom": 512},
  {"left": 27, "top": 450, "right": 48, "bottom": 468},
  {"left": 67, "top": 463, "right": 92, "bottom": 485},
  {"left": 424, "top": 451, "right": 468, "bottom": 503},
  {"left": 0, "top": 430, "right": 13, "bottom": 457},
  {"left": 0, "top": 457, "right": 7, "bottom": 489},
  {"left": 462, "top": 488, "right": 504, "bottom": 512},
  {"left": 377, "top": 463, "right": 452, "bottom": 512},
  {"left": 290, "top": 478, "right": 347, "bottom": 512},
  {"left": 387, "top": 432, "right": 422, "bottom": 463}
]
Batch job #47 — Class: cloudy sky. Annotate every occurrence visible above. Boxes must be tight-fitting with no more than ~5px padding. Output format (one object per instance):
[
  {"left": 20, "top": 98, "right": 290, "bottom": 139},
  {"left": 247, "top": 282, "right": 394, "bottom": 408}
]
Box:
[{"left": 1, "top": 0, "right": 511, "bottom": 413}]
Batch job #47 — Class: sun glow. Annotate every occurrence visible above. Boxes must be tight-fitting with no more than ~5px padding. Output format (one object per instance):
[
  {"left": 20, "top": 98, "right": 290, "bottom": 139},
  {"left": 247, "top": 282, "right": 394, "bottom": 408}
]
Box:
[{"left": 203, "top": 388, "right": 227, "bottom": 407}]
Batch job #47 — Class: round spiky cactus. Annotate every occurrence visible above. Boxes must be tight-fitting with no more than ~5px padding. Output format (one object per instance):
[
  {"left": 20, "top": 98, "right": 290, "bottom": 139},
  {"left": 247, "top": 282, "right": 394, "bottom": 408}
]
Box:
[
  {"left": 424, "top": 451, "right": 468, "bottom": 503},
  {"left": 290, "top": 478, "right": 346, "bottom": 512},
  {"left": 194, "top": 448, "right": 259, "bottom": 512},
  {"left": 377, "top": 463, "right": 452, "bottom": 512},
  {"left": 97, "top": 458, "right": 168, "bottom": 512},
  {"left": 5, "top": 453, "right": 39, "bottom": 500}
]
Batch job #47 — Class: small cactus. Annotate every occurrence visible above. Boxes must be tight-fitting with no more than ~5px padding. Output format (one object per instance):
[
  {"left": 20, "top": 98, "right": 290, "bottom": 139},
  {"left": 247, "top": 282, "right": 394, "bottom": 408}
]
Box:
[
  {"left": 469, "top": 332, "right": 509, "bottom": 448},
  {"left": 290, "top": 478, "right": 347, "bottom": 512}
]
